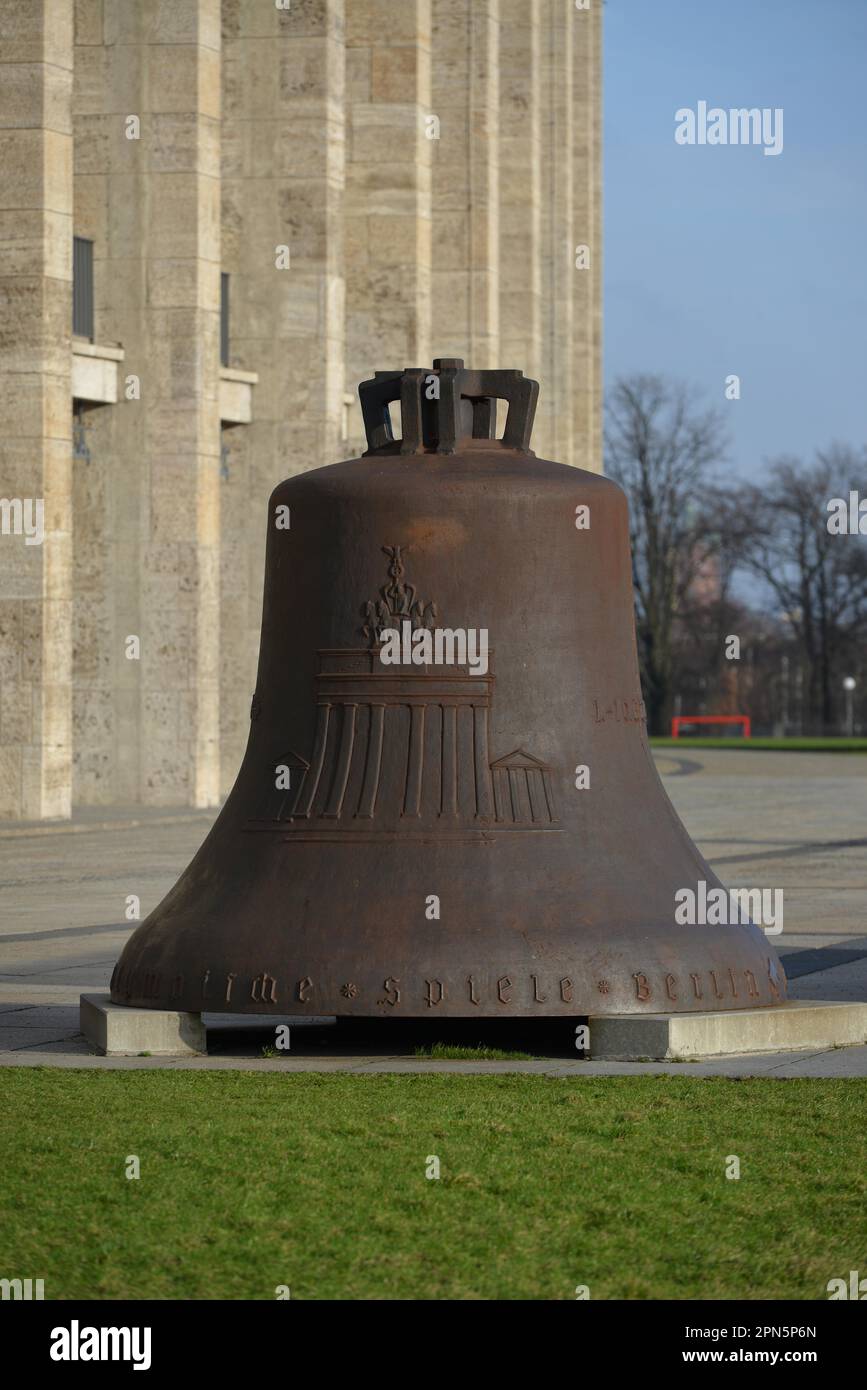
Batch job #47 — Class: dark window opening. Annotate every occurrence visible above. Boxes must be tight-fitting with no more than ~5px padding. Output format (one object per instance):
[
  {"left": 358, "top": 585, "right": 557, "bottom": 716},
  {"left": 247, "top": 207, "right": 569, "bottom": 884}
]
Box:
[
  {"left": 220, "top": 272, "right": 230, "bottom": 367},
  {"left": 73, "top": 236, "right": 94, "bottom": 340},
  {"left": 73, "top": 402, "right": 91, "bottom": 463},
  {"left": 220, "top": 430, "right": 230, "bottom": 481}
]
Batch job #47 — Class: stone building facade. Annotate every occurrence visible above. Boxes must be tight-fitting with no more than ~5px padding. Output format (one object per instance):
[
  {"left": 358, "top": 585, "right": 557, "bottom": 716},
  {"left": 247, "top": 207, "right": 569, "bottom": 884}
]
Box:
[{"left": 0, "top": 0, "right": 602, "bottom": 822}]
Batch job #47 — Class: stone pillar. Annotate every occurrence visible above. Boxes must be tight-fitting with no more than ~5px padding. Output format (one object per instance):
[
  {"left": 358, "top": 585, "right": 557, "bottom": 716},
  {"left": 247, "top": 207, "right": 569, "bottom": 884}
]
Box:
[
  {"left": 71, "top": 0, "right": 223, "bottom": 808},
  {"left": 71, "top": 0, "right": 142, "bottom": 806},
  {"left": 430, "top": 0, "right": 499, "bottom": 368},
  {"left": 535, "top": 0, "right": 574, "bottom": 468},
  {"left": 220, "top": 0, "right": 345, "bottom": 793},
  {"left": 0, "top": 0, "right": 74, "bottom": 819},
  {"left": 344, "top": 0, "right": 432, "bottom": 456},
  {"left": 498, "top": 0, "right": 541, "bottom": 389},
  {"left": 572, "top": 0, "right": 602, "bottom": 473},
  {"left": 590, "top": 0, "right": 603, "bottom": 472},
  {"left": 139, "top": 0, "right": 222, "bottom": 807}
]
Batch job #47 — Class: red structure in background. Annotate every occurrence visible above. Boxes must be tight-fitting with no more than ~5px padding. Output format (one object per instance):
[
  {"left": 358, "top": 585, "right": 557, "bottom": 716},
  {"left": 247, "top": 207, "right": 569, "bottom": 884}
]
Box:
[{"left": 671, "top": 715, "right": 751, "bottom": 739}]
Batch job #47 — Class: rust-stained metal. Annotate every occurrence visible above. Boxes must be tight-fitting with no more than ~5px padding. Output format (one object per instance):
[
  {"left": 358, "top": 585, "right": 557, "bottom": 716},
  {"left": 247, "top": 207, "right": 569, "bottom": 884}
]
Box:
[{"left": 111, "top": 360, "right": 787, "bottom": 1018}]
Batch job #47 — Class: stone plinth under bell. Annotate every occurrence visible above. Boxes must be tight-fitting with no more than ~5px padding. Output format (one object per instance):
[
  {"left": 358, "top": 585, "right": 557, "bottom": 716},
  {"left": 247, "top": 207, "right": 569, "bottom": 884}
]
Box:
[{"left": 81, "top": 994, "right": 867, "bottom": 1062}]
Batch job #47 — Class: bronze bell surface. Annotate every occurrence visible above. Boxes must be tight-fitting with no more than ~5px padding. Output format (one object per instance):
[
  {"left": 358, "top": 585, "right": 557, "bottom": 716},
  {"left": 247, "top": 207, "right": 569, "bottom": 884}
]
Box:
[{"left": 111, "top": 359, "right": 787, "bottom": 1019}]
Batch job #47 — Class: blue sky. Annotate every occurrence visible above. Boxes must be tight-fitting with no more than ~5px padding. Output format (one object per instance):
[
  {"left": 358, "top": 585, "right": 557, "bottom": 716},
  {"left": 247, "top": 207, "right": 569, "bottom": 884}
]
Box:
[{"left": 604, "top": 0, "right": 867, "bottom": 481}]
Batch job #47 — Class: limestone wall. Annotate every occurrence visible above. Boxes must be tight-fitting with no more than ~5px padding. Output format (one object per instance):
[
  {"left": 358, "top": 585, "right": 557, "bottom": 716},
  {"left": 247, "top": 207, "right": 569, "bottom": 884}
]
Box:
[
  {"left": 0, "top": 0, "right": 601, "bottom": 820},
  {"left": 0, "top": 0, "right": 74, "bottom": 819}
]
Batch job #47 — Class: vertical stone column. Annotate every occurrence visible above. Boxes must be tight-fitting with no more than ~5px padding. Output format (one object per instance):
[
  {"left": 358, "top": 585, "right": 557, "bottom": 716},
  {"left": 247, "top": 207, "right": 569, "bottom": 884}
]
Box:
[
  {"left": 430, "top": 0, "right": 499, "bottom": 368},
  {"left": 498, "top": 0, "right": 541, "bottom": 387},
  {"left": 344, "top": 0, "right": 432, "bottom": 456},
  {"left": 572, "top": 0, "right": 602, "bottom": 473},
  {"left": 71, "top": 0, "right": 143, "bottom": 806},
  {"left": 0, "top": 0, "right": 74, "bottom": 819},
  {"left": 590, "top": 1, "right": 603, "bottom": 472},
  {"left": 75, "top": 0, "right": 224, "bottom": 808},
  {"left": 220, "top": 0, "right": 345, "bottom": 793},
  {"left": 139, "top": 0, "right": 222, "bottom": 807},
  {"left": 535, "top": 0, "right": 573, "bottom": 467}
]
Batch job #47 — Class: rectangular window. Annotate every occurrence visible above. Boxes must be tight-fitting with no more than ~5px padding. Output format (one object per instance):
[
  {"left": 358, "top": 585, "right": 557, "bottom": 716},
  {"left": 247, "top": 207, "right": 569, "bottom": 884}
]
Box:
[
  {"left": 72, "top": 236, "right": 94, "bottom": 340},
  {"left": 220, "top": 272, "right": 230, "bottom": 368},
  {"left": 73, "top": 402, "right": 91, "bottom": 463}
]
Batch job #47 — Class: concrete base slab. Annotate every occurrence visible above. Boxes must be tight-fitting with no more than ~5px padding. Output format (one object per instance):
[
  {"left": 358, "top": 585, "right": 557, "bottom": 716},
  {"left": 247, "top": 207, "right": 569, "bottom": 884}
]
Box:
[
  {"left": 588, "top": 1000, "right": 867, "bottom": 1061},
  {"left": 81, "top": 993, "right": 205, "bottom": 1057}
]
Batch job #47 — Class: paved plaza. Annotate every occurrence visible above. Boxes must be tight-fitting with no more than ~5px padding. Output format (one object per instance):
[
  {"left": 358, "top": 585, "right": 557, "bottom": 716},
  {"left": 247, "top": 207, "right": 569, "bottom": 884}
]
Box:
[{"left": 1, "top": 749, "right": 865, "bottom": 1076}]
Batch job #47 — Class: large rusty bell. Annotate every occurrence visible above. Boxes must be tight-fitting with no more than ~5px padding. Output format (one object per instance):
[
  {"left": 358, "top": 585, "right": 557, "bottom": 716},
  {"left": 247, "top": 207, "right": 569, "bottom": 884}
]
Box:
[{"left": 112, "top": 360, "right": 787, "bottom": 1019}]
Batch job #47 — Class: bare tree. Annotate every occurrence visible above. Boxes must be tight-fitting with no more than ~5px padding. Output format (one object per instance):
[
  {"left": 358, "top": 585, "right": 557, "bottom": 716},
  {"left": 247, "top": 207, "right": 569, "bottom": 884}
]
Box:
[
  {"left": 605, "top": 375, "right": 729, "bottom": 734},
  {"left": 723, "top": 447, "right": 867, "bottom": 731}
]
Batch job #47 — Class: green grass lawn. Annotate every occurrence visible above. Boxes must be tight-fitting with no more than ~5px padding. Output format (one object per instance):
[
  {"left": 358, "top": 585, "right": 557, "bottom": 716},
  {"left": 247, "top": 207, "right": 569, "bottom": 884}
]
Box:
[
  {"left": 1, "top": 1071, "right": 864, "bottom": 1301},
  {"left": 651, "top": 736, "right": 867, "bottom": 752}
]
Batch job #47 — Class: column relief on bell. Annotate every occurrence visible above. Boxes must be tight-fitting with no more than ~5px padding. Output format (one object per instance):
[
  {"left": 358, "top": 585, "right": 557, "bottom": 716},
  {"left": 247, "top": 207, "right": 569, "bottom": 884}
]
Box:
[{"left": 245, "top": 546, "right": 559, "bottom": 837}]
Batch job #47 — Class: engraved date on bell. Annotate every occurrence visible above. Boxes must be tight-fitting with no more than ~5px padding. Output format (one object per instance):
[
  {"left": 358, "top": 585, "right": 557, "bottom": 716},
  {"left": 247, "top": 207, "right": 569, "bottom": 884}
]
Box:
[{"left": 593, "top": 696, "right": 646, "bottom": 724}]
